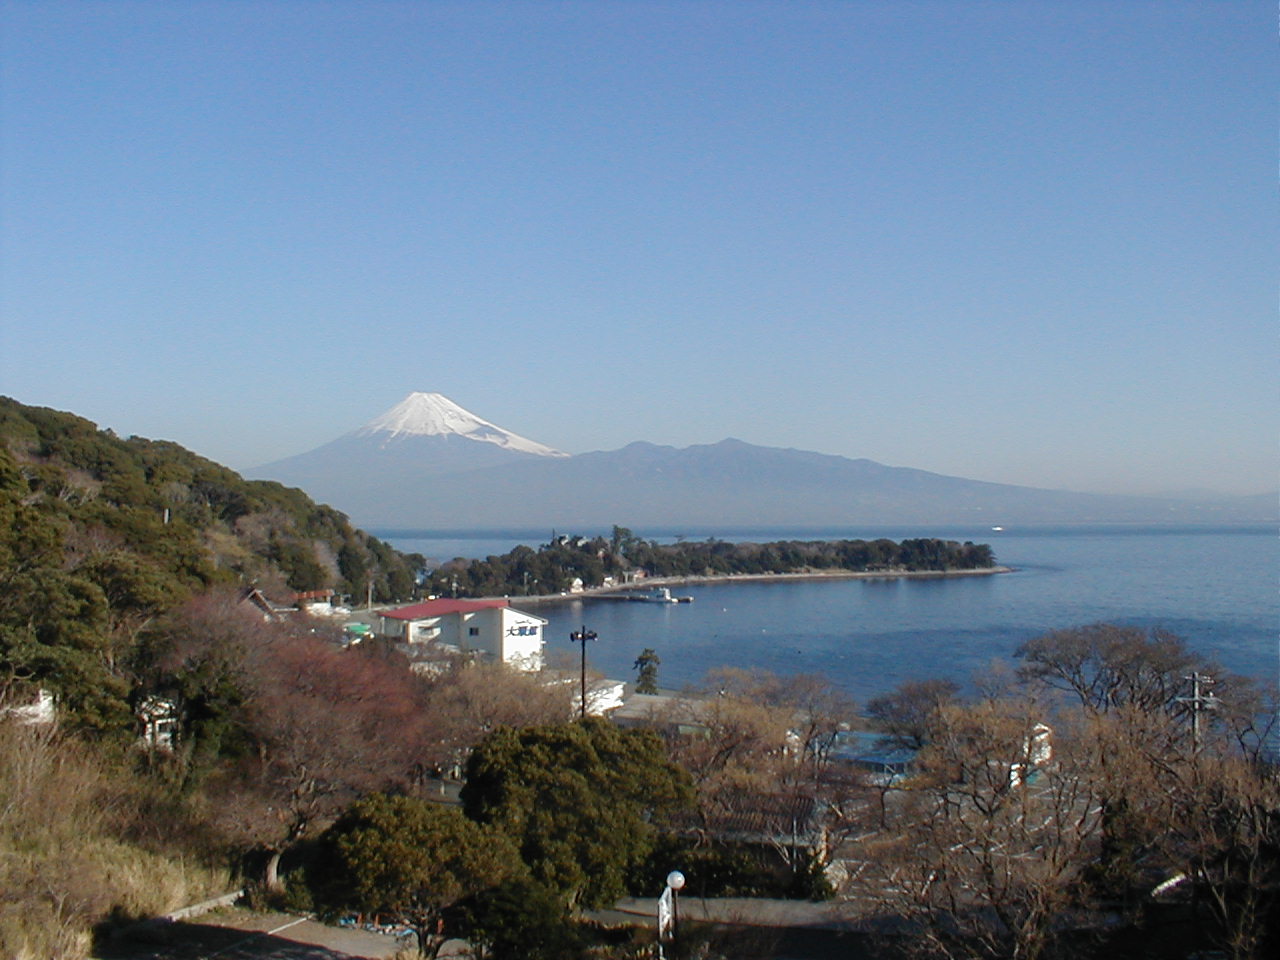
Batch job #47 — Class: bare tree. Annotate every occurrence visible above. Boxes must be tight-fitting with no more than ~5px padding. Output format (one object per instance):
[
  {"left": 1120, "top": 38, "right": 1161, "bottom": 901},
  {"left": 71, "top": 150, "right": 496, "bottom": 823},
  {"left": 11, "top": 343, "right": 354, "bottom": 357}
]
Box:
[
  {"left": 855, "top": 698, "right": 1105, "bottom": 960},
  {"left": 154, "top": 591, "right": 430, "bottom": 889},
  {"left": 415, "top": 660, "right": 575, "bottom": 776},
  {"left": 698, "top": 668, "right": 856, "bottom": 781},
  {"left": 234, "top": 636, "right": 430, "bottom": 888},
  {"left": 1015, "top": 623, "right": 1203, "bottom": 717},
  {"left": 670, "top": 687, "right": 791, "bottom": 803},
  {"left": 865, "top": 678, "right": 960, "bottom": 750},
  {"left": 1011, "top": 625, "right": 1280, "bottom": 958},
  {"left": 1172, "top": 752, "right": 1280, "bottom": 960}
]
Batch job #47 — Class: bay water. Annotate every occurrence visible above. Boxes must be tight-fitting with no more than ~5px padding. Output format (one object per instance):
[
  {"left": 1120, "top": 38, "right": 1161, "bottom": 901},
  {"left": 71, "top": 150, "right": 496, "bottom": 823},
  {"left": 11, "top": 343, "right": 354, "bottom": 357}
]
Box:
[{"left": 379, "top": 525, "right": 1277, "bottom": 705}]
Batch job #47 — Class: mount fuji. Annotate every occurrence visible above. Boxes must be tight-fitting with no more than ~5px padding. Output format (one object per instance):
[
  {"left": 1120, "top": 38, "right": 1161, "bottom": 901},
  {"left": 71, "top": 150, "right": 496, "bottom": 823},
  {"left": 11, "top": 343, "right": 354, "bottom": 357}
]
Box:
[
  {"left": 351, "top": 392, "right": 564, "bottom": 457},
  {"left": 249, "top": 393, "right": 566, "bottom": 510},
  {"left": 251, "top": 393, "right": 1274, "bottom": 529}
]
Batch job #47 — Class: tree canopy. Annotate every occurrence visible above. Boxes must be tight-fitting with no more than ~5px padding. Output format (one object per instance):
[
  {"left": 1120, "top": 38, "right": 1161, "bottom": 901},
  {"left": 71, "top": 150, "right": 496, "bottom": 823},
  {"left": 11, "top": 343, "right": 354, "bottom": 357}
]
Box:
[
  {"left": 460, "top": 719, "right": 694, "bottom": 907},
  {"left": 425, "top": 530, "right": 997, "bottom": 598},
  {"left": 312, "top": 793, "right": 520, "bottom": 957}
]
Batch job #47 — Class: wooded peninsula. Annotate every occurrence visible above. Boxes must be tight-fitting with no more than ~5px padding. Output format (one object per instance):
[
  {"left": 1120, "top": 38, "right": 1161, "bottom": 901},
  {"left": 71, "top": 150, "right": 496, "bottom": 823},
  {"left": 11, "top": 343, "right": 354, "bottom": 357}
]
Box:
[{"left": 424, "top": 528, "right": 998, "bottom": 599}]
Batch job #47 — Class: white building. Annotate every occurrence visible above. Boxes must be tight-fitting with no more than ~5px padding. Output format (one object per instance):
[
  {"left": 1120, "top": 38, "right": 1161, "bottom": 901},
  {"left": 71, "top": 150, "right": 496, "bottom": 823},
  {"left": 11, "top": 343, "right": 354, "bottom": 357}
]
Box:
[{"left": 376, "top": 598, "right": 546, "bottom": 671}]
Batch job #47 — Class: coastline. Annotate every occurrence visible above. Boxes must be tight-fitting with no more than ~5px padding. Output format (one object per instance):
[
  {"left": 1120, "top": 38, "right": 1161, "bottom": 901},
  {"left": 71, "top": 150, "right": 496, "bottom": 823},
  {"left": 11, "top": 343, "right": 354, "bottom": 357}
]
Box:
[{"left": 509, "top": 565, "right": 1014, "bottom": 606}]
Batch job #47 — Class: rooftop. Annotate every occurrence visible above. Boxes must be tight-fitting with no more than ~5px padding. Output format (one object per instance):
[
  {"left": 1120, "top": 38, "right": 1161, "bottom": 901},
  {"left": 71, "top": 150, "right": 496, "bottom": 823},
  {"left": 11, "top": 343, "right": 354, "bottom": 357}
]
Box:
[{"left": 378, "top": 598, "right": 510, "bottom": 621}]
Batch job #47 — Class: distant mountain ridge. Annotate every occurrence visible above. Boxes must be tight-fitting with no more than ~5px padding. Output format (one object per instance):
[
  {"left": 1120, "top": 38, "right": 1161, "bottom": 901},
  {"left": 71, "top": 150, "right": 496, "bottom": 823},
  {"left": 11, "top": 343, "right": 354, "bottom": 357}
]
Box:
[
  {"left": 250, "top": 394, "right": 1277, "bottom": 529},
  {"left": 252, "top": 393, "right": 565, "bottom": 508}
]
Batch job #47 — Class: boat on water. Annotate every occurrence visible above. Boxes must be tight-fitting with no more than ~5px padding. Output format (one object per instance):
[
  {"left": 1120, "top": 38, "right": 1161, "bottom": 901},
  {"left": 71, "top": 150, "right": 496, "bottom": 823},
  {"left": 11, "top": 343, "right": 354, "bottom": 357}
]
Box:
[
  {"left": 636, "top": 586, "right": 693, "bottom": 604},
  {"left": 589, "top": 585, "right": 694, "bottom": 604}
]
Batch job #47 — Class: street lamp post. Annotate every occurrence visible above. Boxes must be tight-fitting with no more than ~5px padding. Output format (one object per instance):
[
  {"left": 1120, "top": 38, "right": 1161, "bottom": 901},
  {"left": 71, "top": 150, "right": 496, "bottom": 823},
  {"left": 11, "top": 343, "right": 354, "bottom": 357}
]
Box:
[
  {"left": 665, "top": 870, "right": 685, "bottom": 957},
  {"left": 569, "top": 625, "right": 597, "bottom": 720}
]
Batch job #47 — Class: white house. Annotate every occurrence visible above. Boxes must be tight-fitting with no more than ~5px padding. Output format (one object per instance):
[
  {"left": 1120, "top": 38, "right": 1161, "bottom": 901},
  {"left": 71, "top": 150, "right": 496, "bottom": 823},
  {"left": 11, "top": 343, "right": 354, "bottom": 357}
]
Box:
[{"left": 376, "top": 598, "right": 546, "bottom": 671}]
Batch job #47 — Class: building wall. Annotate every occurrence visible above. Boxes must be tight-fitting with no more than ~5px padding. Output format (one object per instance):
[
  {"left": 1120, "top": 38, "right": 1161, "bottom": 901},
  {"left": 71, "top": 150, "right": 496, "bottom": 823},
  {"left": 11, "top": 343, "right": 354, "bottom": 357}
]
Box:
[
  {"left": 383, "top": 606, "right": 545, "bottom": 670},
  {"left": 498, "top": 607, "right": 545, "bottom": 669},
  {"left": 408, "top": 616, "right": 449, "bottom": 645},
  {"left": 460, "top": 607, "right": 504, "bottom": 660}
]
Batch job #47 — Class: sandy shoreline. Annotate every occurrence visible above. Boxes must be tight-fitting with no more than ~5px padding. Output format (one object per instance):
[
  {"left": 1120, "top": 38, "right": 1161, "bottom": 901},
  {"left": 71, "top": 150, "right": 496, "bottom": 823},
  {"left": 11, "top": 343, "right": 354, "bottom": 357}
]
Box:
[{"left": 510, "top": 565, "right": 1013, "bottom": 605}]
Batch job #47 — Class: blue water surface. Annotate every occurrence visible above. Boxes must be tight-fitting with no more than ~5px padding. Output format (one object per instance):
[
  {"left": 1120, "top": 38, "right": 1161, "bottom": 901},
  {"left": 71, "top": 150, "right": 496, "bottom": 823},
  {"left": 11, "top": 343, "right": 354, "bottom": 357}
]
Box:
[{"left": 381, "top": 525, "right": 1277, "bottom": 704}]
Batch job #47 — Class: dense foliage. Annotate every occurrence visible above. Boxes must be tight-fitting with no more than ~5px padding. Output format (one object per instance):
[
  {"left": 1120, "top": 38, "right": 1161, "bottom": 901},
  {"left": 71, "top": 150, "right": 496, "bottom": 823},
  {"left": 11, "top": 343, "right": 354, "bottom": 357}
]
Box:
[
  {"left": 0, "top": 396, "right": 422, "bottom": 734},
  {"left": 460, "top": 719, "right": 695, "bottom": 908},
  {"left": 312, "top": 793, "right": 520, "bottom": 957},
  {"left": 426, "top": 525, "right": 996, "bottom": 597}
]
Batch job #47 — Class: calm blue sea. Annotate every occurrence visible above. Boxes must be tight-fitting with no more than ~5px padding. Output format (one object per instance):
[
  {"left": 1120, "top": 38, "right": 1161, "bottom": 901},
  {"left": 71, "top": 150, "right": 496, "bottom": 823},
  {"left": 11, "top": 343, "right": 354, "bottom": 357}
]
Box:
[{"left": 379, "top": 525, "right": 1278, "bottom": 705}]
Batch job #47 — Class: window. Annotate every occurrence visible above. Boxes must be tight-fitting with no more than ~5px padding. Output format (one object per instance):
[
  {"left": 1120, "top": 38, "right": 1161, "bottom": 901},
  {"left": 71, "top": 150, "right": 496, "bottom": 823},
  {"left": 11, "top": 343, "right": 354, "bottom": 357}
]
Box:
[{"left": 469, "top": 627, "right": 480, "bottom": 636}]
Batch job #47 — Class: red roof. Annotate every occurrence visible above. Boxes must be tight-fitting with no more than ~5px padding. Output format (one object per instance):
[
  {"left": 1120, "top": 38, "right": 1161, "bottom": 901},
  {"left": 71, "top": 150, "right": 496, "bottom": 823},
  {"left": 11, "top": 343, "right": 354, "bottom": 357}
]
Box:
[
  {"left": 378, "top": 598, "right": 510, "bottom": 621},
  {"left": 292, "top": 589, "right": 335, "bottom": 601}
]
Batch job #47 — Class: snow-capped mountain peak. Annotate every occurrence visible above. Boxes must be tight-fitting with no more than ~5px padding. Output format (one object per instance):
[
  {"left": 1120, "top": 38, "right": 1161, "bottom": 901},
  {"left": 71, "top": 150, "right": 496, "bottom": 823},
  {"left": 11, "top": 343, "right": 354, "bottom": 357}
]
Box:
[{"left": 352, "top": 392, "right": 566, "bottom": 457}]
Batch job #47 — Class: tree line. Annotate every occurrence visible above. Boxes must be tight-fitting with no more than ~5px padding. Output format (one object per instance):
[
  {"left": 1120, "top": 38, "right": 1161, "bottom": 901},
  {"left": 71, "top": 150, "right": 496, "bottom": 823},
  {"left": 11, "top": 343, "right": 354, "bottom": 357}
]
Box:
[{"left": 425, "top": 525, "right": 997, "bottom": 597}]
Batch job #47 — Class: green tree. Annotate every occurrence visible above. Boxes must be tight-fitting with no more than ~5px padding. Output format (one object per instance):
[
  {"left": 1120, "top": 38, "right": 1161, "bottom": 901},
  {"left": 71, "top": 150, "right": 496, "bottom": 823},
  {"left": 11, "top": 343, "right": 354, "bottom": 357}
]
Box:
[
  {"left": 312, "top": 793, "right": 519, "bottom": 958},
  {"left": 453, "top": 878, "right": 584, "bottom": 960},
  {"left": 460, "top": 719, "right": 693, "bottom": 907},
  {"left": 633, "top": 648, "right": 660, "bottom": 695}
]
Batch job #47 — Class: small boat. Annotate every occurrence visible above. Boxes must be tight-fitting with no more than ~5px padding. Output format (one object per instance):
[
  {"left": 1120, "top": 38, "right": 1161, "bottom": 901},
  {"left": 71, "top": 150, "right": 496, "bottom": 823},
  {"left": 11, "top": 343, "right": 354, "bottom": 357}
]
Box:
[
  {"left": 642, "top": 587, "right": 678, "bottom": 603},
  {"left": 635, "top": 587, "right": 693, "bottom": 604}
]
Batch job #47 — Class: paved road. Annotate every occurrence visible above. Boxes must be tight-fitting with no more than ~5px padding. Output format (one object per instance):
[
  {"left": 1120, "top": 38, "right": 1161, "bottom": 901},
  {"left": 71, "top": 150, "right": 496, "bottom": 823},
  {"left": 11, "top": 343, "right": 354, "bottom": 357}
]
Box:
[
  {"left": 601, "top": 896, "right": 868, "bottom": 931},
  {"left": 595, "top": 897, "right": 881, "bottom": 960},
  {"left": 95, "top": 908, "right": 468, "bottom": 960},
  {"left": 101, "top": 899, "right": 879, "bottom": 960}
]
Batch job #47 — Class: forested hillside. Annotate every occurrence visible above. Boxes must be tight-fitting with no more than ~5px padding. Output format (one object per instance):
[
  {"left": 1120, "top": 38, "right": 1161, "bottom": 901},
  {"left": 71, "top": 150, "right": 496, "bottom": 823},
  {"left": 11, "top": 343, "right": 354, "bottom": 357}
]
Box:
[{"left": 0, "top": 396, "right": 422, "bottom": 732}]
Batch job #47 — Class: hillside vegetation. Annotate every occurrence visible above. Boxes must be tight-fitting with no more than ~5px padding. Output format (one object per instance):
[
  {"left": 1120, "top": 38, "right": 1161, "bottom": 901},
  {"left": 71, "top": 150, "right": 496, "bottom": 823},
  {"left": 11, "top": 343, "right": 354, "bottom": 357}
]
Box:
[
  {"left": 0, "top": 396, "right": 421, "bottom": 733},
  {"left": 0, "top": 399, "right": 534, "bottom": 957}
]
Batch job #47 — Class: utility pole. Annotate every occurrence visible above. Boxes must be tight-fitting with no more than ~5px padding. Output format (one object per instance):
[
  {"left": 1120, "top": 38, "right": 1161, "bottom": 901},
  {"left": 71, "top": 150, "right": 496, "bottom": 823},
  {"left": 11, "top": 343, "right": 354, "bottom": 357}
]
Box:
[
  {"left": 1177, "top": 671, "right": 1219, "bottom": 752},
  {"left": 570, "top": 625, "right": 597, "bottom": 720}
]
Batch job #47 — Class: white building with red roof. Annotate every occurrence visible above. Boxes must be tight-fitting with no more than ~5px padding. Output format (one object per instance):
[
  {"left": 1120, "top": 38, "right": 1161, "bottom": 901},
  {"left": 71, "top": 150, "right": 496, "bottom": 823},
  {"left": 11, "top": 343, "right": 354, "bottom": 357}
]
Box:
[{"left": 375, "top": 598, "right": 546, "bottom": 671}]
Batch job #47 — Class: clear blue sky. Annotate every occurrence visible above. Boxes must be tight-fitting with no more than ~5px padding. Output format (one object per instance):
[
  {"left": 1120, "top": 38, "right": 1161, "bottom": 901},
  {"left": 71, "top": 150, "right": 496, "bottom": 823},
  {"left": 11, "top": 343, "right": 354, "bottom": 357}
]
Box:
[{"left": 1, "top": 1, "right": 1273, "bottom": 496}]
